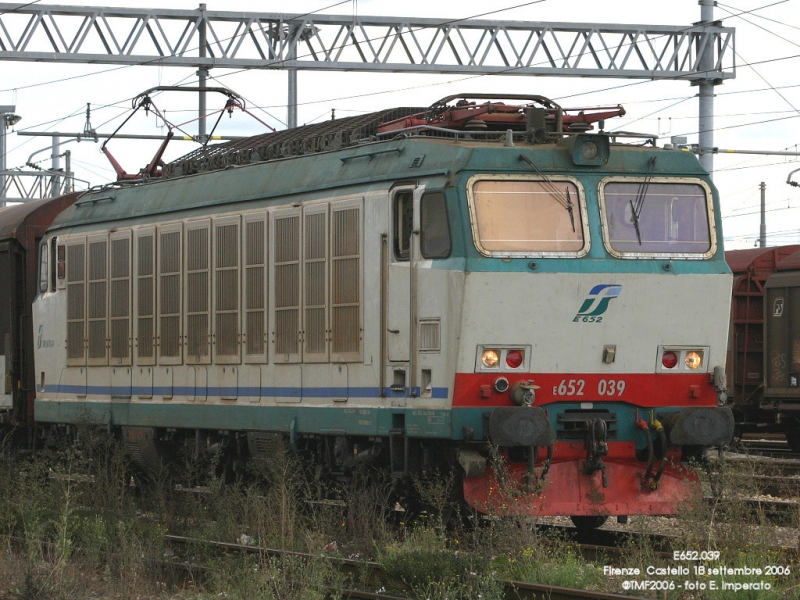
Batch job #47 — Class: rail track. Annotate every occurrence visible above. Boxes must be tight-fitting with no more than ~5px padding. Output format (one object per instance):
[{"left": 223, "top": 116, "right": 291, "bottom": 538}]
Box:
[
  {"left": 737, "top": 435, "right": 800, "bottom": 459},
  {"left": 163, "top": 534, "right": 650, "bottom": 600}
]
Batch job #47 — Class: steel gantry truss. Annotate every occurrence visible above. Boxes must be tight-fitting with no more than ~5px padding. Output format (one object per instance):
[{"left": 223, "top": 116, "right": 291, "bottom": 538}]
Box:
[{"left": 0, "top": 4, "right": 734, "bottom": 80}]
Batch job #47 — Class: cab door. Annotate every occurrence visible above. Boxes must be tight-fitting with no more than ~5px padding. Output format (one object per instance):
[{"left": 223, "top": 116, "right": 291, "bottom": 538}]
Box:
[{"left": 386, "top": 186, "right": 421, "bottom": 399}]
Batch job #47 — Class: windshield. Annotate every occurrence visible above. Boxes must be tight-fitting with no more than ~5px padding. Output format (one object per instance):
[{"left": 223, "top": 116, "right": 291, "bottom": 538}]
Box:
[
  {"left": 600, "top": 179, "right": 714, "bottom": 257},
  {"left": 468, "top": 176, "right": 587, "bottom": 256}
]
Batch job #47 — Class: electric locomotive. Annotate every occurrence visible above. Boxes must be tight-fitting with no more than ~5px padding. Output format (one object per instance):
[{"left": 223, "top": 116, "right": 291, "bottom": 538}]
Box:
[{"left": 32, "top": 93, "right": 734, "bottom": 524}]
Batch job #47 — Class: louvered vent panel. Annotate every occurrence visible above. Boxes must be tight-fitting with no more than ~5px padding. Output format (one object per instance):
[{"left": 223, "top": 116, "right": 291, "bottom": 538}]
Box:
[
  {"left": 111, "top": 320, "right": 129, "bottom": 358},
  {"left": 305, "top": 261, "right": 325, "bottom": 307},
  {"left": 306, "top": 308, "right": 326, "bottom": 354},
  {"left": 185, "top": 226, "right": 210, "bottom": 363},
  {"left": 88, "top": 281, "right": 107, "bottom": 319},
  {"left": 216, "top": 270, "right": 238, "bottom": 311},
  {"left": 333, "top": 210, "right": 359, "bottom": 256},
  {"left": 332, "top": 306, "right": 359, "bottom": 353},
  {"left": 110, "top": 279, "right": 130, "bottom": 358},
  {"left": 67, "top": 244, "right": 84, "bottom": 282},
  {"left": 67, "top": 282, "right": 85, "bottom": 320},
  {"left": 275, "top": 309, "right": 298, "bottom": 355},
  {"left": 187, "top": 272, "right": 208, "bottom": 313},
  {"left": 304, "top": 210, "right": 327, "bottom": 359},
  {"left": 111, "top": 271, "right": 129, "bottom": 317},
  {"left": 305, "top": 213, "right": 325, "bottom": 259},
  {"left": 419, "top": 319, "right": 441, "bottom": 353},
  {"left": 111, "top": 238, "right": 129, "bottom": 278},
  {"left": 275, "top": 264, "right": 299, "bottom": 308},
  {"left": 275, "top": 216, "right": 299, "bottom": 262},
  {"left": 275, "top": 214, "right": 300, "bottom": 358},
  {"left": 331, "top": 207, "right": 360, "bottom": 356},
  {"left": 332, "top": 259, "right": 359, "bottom": 304},
  {"left": 137, "top": 235, "right": 155, "bottom": 360},
  {"left": 246, "top": 267, "right": 264, "bottom": 310},
  {"left": 216, "top": 313, "right": 238, "bottom": 355},
  {"left": 159, "top": 228, "right": 181, "bottom": 358},
  {"left": 138, "top": 278, "right": 153, "bottom": 316},
  {"left": 186, "top": 270, "right": 210, "bottom": 357},
  {"left": 88, "top": 241, "right": 107, "bottom": 282},
  {"left": 187, "top": 228, "right": 208, "bottom": 271},
  {"left": 246, "top": 266, "right": 265, "bottom": 356},
  {"left": 66, "top": 243, "right": 84, "bottom": 362},
  {"left": 138, "top": 236, "right": 153, "bottom": 277},
  {"left": 87, "top": 240, "right": 108, "bottom": 362},
  {"left": 246, "top": 311, "right": 265, "bottom": 355},
  {"left": 187, "top": 314, "right": 209, "bottom": 357},
  {"left": 245, "top": 219, "right": 266, "bottom": 361},
  {"left": 214, "top": 222, "right": 239, "bottom": 359},
  {"left": 161, "top": 274, "right": 180, "bottom": 315},
  {"left": 160, "top": 316, "right": 180, "bottom": 357},
  {"left": 161, "top": 232, "right": 181, "bottom": 273},
  {"left": 216, "top": 224, "right": 238, "bottom": 267},
  {"left": 246, "top": 221, "right": 264, "bottom": 266},
  {"left": 88, "top": 321, "right": 106, "bottom": 359},
  {"left": 138, "top": 317, "right": 154, "bottom": 359},
  {"left": 67, "top": 321, "right": 84, "bottom": 359},
  {"left": 110, "top": 237, "right": 131, "bottom": 361}
]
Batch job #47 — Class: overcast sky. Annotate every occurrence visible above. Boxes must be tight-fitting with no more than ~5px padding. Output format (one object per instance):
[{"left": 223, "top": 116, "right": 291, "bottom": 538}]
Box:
[{"left": 1, "top": 0, "right": 798, "bottom": 249}]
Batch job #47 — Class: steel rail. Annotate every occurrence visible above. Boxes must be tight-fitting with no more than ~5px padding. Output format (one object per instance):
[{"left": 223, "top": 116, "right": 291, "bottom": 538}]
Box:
[{"left": 164, "top": 534, "right": 651, "bottom": 600}]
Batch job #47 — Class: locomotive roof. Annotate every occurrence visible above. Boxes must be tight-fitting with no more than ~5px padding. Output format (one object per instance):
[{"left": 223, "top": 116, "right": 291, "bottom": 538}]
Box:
[
  {"left": 165, "top": 107, "right": 426, "bottom": 179},
  {"left": 51, "top": 121, "right": 710, "bottom": 233}
]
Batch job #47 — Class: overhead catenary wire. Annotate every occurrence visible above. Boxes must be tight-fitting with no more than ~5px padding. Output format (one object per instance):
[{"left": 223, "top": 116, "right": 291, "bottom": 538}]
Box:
[
  {"left": 1, "top": 0, "right": 744, "bottom": 109},
  {"left": 1, "top": 0, "right": 797, "bottom": 195},
  {"left": 0, "top": 0, "right": 41, "bottom": 16},
  {"left": 4, "top": 0, "right": 558, "bottom": 134},
  {"left": 0, "top": 0, "right": 788, "bottom": 136}
]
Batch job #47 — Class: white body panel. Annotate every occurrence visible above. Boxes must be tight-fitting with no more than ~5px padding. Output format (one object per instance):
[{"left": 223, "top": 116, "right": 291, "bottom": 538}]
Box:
[
  {"left": 33, "top": 187, "right": 461, "bottom": 415},
  {"left": 457, "top": 271, "right": 732, "bottom": 374}
]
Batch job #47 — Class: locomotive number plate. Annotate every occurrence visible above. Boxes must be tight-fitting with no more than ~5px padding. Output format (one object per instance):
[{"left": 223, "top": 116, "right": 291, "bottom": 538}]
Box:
[{"left": 552, "top": 379, "right": 626, "bottom": 397}]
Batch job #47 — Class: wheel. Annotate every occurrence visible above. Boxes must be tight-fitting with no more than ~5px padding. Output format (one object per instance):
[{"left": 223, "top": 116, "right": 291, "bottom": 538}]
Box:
[{"left": 570, "top": 515, "right": 608, "bottom": 530}]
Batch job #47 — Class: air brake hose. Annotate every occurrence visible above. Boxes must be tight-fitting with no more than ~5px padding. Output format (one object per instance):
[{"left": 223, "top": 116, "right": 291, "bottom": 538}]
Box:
[
  {"left": 636, "top": 418, "right": 655, "bottom": 486},
  {"left": 654, "top": 427, "right": 668, "bottom": 484},
  {"left": 524, "top": 444, "right": 554, "bottom": 492},
  {"left": 648, "top": 416, "right": 666, "bottom": 490}
]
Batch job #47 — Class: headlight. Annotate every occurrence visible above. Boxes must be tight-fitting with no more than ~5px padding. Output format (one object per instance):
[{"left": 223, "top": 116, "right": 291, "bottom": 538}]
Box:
[
  {"left": 657, "top": 346, "right": 710, "bottom": 372},
  {"left": 685, "top": 351, "right": 703, "bottom": 370},
  {"left": 481, "top": 349, "right": 500, "bottom": 369}
]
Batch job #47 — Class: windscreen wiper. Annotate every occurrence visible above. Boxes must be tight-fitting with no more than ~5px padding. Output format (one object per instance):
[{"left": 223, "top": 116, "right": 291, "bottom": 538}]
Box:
[
  {"left": 566, "top": 187, "right": 576, "bottom": 232},
  {"left": 518, "top": 154, "right": 576, "bottom": 232},
  {"left": 629, "top": 156, "right": 656, "bottom": 245}
]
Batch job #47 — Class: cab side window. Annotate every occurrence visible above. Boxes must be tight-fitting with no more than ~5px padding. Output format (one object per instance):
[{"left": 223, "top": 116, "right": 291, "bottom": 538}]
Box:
[
  {"left": 420, "top": 192, "right": 451, "bottom": 259},
  {"left": 393, "top": 190, "right": 413, "bottom": 260}
]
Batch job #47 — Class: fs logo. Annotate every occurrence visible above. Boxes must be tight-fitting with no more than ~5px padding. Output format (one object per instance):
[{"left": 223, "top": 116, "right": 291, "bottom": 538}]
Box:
[
  {"left": 573, "top": 284, "right": 622, "bottom": 323},
  {"left": 37, "top": 325, "right": 55, "bottom": 349}
]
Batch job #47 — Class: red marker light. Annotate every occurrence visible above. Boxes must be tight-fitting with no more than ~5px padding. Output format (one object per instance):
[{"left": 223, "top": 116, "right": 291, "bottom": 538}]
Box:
[
  {"left": 662, "top": 351, "right": 678, "bottom": 369},
  {"left": 506, "top": 350, "right": 523, "bottom": 369}
]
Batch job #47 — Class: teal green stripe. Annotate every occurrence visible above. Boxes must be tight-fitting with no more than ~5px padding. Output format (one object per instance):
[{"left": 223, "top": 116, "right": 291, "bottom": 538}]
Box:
[{"left": 34, "top": 400, "right": 455, "bottom": 439}]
